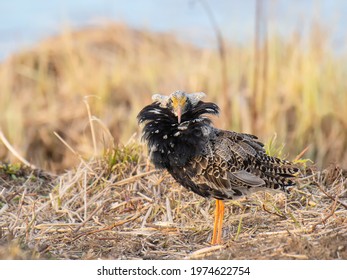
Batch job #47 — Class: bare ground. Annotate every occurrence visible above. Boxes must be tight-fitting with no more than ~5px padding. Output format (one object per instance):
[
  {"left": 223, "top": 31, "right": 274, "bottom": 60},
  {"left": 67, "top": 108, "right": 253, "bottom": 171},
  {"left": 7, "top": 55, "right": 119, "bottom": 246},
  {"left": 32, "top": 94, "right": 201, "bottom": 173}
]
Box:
[{"left": 0, "top": 144, "right": 346, "bottom": 260}]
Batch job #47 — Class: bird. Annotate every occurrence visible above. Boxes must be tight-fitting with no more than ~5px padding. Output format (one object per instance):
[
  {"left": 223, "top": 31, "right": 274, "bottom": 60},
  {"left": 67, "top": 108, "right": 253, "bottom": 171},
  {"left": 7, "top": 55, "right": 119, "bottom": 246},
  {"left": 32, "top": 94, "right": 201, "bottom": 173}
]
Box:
[{"left": 137, "top": 90, "right": 299, "bottom": 245}]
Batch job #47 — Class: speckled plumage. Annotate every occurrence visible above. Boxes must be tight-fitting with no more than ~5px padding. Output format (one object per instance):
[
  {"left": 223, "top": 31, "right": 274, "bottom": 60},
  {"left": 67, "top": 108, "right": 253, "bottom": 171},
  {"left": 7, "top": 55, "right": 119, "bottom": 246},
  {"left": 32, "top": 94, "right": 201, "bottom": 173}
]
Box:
[{"left": 137, "top": 90, "right": 299, "bottom": 200}]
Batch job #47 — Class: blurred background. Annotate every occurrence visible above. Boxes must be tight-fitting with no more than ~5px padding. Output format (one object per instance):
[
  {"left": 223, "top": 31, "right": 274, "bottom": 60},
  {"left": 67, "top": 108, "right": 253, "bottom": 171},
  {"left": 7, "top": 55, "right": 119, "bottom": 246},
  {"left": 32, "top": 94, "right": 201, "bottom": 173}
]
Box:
[{"left": 0, "top": 0, "right": 347, "bottom": 172}]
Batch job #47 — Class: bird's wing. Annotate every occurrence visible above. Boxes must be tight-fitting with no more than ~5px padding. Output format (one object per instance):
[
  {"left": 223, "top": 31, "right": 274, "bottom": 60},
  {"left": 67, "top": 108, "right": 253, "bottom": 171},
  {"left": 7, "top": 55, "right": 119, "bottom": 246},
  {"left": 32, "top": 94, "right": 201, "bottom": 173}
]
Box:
[
  {"left": 230, "top": 170, "right": 265, "bottom": 187},
  {"left": 185, "top": 129, "right": 298, "bottom": 199}
]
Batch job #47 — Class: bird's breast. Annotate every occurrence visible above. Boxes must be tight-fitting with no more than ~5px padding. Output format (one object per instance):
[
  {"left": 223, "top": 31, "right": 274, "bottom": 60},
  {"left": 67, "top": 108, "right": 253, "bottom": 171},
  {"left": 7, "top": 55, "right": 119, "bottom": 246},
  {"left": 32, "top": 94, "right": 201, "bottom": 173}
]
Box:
[{"left": 147, "top": 122, "right": 212, "bottom": 170}]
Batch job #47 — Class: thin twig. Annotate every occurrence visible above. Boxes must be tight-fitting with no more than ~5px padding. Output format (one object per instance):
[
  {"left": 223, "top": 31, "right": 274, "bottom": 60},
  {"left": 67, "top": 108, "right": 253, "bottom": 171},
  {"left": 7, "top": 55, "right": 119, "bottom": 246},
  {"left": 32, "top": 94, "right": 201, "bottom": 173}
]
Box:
[
  {"left": 83, "top": 97, "right": 97, "bottom": 156},
  {"left": 281, "top": 253, "right": 308, "bottom": 260},
  {"left": 0, "top": 130, "right": 36, "bottom": 169},
  {"left": 294, "top": 146, "right": 310, "bottom": 161},
  {"left": 83, "top": 170, "right": 88, "bottom": 221},
  {"left": 186, "top": 245, "right": 224, "bottom": 259},
  {"left": 71, "top": 211, "right": 143, "bottom": 242},
  {"left": 141, "top": 205, "right": 153, "bottom": 228},
  {"left": 309, "top": 197, "right": 338, "bottom": 233},
  {"left": 251, "top": 0, "right": 262, "bottom": 134},
  {"left": 166, "top": 197, "right": 173, "bottom": 223},
  {"left": 91, "top": 116, "right": 115, "bottom": 149},
  {"left": 234, "top": 210, "right": 244, "bottom": 241},
  {"left": 74, "top": 199, "right": 111, "bottom": 233},
  {"left": 199, "top": 0, "right": 229, "bottom": 128},
  {"left": 137, "top": 192, "right": 153, "bottom": 202},
  {"left": 53, "top": 131, "right": 96, "bottom": 174},
  {"left": 262, "top": 203, "right": 286, "bottom": 219},
  {"left": 109, "top": 170, "right": 158, "bottom": 187},
  {"left": 316, "top": 183, "right": 347, "bottom": 210}
]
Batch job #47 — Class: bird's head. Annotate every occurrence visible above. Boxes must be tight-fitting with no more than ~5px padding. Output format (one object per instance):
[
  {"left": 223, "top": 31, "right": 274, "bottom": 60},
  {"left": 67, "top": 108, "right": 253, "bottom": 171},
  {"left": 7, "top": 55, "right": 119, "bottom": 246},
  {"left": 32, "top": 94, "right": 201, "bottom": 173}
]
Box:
[{"left": 152, "top": 90, "right": 206, "bottom": 123}]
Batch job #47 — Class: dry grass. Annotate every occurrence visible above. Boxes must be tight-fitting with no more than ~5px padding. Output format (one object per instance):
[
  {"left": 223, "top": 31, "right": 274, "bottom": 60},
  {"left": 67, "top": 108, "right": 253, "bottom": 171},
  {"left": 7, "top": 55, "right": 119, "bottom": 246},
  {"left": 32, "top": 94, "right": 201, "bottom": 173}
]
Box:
[
  {"left": 0, "top": 142, "right": 346, "bottom": 260},
  {"left": 0, "top": 23, "right": 347, "bottom": 172}
]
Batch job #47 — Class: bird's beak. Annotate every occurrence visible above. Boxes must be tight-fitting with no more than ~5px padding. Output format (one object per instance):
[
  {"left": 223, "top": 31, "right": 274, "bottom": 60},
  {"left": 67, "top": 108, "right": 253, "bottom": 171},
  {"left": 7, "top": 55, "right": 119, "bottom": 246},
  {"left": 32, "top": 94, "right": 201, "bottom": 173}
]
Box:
[
  {"left": 176, "top": 106, "right": 182, "bottom": 124},
  {"left": 171, "top": 94, "right": 186, "bottom": 124}
]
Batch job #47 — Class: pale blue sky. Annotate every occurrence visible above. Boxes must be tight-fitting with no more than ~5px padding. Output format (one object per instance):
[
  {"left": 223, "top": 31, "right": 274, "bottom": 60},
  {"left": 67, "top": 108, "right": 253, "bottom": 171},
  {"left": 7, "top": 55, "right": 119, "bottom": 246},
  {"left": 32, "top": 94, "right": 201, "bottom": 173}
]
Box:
[{"left": 0, "top": 0, "right": 346, "bottom": 60}]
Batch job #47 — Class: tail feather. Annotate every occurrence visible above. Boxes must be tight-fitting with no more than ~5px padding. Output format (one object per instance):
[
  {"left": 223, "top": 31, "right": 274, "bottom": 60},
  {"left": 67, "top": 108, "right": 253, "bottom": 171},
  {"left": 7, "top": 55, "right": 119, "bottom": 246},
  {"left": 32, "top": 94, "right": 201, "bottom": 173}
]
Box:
[{"left": 252, "top": 154, "right": 299, "bottom": 191}]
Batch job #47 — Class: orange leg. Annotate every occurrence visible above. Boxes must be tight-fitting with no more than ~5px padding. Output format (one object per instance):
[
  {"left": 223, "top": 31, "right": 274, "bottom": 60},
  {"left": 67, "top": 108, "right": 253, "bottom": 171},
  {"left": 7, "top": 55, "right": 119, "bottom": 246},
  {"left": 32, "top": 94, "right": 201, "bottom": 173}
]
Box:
[
  {"left": 211, "top": 200, "right": 220, "bottom": 245},
  {"left": 217, "top": 200, "right": 224, "bottom": 244},
  {"left": 211, "top": 199, "right": 225, "bottom": 245}
]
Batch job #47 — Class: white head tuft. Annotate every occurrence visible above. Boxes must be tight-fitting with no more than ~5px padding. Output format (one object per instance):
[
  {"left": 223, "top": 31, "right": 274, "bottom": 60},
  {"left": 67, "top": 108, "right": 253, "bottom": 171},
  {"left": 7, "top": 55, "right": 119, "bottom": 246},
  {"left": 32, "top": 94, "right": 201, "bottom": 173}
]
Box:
[
  {"left": 186, "top": 92, "right": 206, "bottom": 106},
  {"left": 152, "top": 93, "right": 169, "bottom": 107}
]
